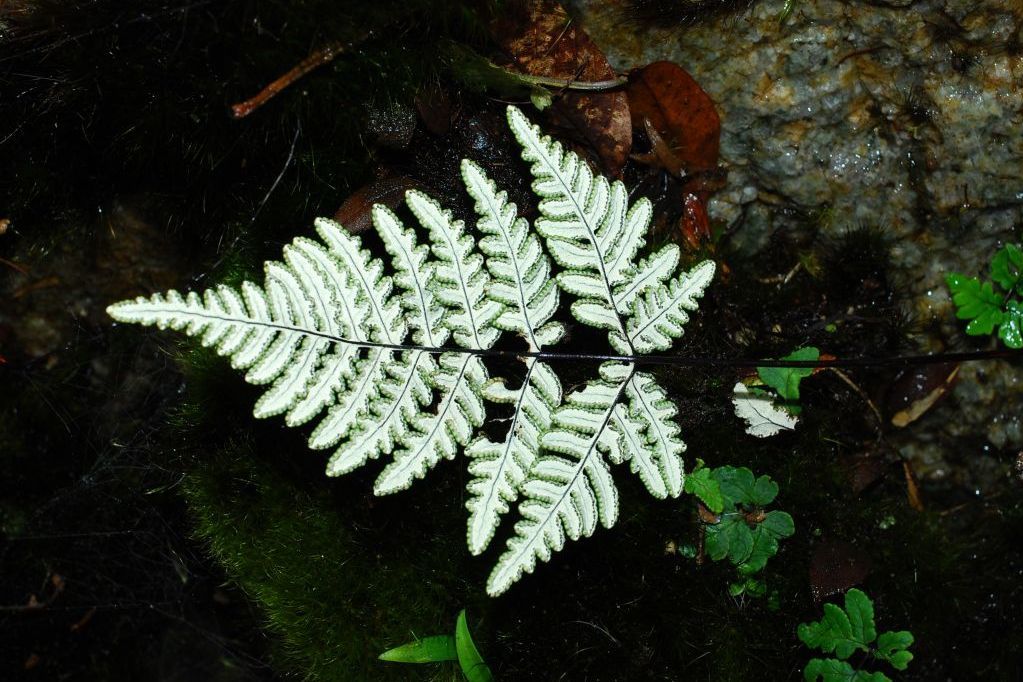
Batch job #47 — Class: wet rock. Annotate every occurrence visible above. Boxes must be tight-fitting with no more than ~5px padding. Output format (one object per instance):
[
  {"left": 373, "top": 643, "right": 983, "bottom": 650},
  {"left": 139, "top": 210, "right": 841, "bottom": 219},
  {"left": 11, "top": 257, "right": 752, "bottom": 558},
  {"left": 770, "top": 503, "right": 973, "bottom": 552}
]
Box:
[{"left": 572, "top": 0, "right": 1023, "bottom": 471}]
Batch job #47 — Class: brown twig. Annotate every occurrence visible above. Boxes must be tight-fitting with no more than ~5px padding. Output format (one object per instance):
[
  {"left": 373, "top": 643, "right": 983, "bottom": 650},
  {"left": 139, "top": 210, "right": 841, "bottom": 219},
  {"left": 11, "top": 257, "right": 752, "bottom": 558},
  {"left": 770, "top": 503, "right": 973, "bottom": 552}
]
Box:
[
  {"left": 902, "top": 460, "right": 925, "bottom": 512},
  {"left": 230, "top": 35, "right": 368, "bottom": 119},
  {"left": 826, "top": 367, "right": 885, "bottom": 433},
  {"left": 13, "top": 275, "right": 59, "bottom": 299},
  {"left": 0, "top": 256, "right": 29, "bottom": 275}
]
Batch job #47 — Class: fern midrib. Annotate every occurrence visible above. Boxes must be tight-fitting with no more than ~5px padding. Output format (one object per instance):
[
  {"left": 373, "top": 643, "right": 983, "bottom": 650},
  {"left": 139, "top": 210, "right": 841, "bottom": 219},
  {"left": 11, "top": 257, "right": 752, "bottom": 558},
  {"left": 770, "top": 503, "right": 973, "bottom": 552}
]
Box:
[
  {"left": 522, "top": 133, "right": 633, "bottom": 353},
  {"left": 630, "top": 377, "right": 674, "bottom": 472},
  {"left": 348, "top": 349, "right": 425, "bottom": 452},
  {"left": 503, "top": 367, "right": 635, "bottom": 571},
  {"left": 320, "top": 349, "right": 389, "bottom": 437},
  {"left": 389, "top": 235, "right": 441, "bottom": 348},
  {"left": 436, "top": 228, "right": 485, "bottom": 350},
  {"left": 298, "top": 245, "right": 362, "bottom": 341},
  {"left": 628, "top": 285, "right": 690, "bottom": 343},
  {"left": 323, "top": 238, "right": 397, "bottom": 344},
  {"left": 125, "top": 305, "right": 730, "bottom": 368},
  {"left": 615, "top": 264, "right": 666, "bottom": 312}
]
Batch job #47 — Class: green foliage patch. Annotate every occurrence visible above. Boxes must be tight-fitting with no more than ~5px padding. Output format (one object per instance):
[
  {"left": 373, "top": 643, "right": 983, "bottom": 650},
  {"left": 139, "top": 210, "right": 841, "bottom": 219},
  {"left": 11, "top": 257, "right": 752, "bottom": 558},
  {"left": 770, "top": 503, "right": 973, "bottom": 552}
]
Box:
[
  {"left": 682, "top": 464, "right": 794, "bottom": 597},
  {"left": 947, "top": 243, "right": 1023, "bottom": 348},
  {"left": 757, "top": 346, "right": 820, "bottom": 402},
  {"left": 704, "top": 466, "right": 795, "bottom": 576},
  {"left": 799, "top": 588, "right": 913, "bottom": 681}
]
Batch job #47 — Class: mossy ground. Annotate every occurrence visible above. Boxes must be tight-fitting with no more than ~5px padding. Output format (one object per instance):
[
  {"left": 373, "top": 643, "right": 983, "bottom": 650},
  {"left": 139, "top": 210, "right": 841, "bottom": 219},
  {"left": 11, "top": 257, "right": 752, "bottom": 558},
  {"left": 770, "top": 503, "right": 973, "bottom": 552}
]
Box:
[{"left": 3, "top": 1, "right": 1022, "bottom": 680}]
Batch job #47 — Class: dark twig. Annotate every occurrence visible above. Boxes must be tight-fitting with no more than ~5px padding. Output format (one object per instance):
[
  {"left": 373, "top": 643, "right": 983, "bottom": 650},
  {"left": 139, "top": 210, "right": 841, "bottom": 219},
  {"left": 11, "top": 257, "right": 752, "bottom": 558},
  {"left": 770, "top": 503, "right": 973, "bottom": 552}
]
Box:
[
  {"left": 105, "top": 308, "right": 1023, "bottom": 369},
  {"left": 230, "top": 32, "right": 372, "bottom": 119}
]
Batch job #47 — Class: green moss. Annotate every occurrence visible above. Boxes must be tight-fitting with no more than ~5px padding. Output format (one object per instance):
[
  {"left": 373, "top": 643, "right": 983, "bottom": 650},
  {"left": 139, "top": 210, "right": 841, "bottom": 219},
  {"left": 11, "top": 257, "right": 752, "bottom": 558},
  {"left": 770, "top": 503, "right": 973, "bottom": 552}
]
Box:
[{"left": 182, "top": 435, "right": 490, "bottom": 681}]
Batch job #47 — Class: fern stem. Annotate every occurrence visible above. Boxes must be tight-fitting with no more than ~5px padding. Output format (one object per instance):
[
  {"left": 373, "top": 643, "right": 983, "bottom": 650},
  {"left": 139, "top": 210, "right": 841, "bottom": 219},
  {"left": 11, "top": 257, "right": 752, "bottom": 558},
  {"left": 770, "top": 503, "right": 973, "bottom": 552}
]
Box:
[{"left": 111, "top": 307, "right": 1022, "bottom": 369}]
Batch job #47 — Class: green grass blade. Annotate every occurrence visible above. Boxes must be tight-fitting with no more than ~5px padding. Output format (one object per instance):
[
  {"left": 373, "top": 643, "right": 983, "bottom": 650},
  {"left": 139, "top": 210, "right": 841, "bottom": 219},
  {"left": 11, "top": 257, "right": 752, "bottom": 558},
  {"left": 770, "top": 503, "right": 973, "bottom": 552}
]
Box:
[
  {"left": 455, "top": 610, "right": 494, "bottom": 682},
  {"left": 379, "top": 634, "right": 457, "bottom": 663}
]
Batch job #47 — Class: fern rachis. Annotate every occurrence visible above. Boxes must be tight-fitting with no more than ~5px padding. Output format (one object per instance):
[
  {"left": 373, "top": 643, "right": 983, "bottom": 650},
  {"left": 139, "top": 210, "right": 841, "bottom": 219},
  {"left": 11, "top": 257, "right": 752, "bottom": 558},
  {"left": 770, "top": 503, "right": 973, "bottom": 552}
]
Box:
[{"left": 108, "top": 106, "right": 714, "bottom": 596}]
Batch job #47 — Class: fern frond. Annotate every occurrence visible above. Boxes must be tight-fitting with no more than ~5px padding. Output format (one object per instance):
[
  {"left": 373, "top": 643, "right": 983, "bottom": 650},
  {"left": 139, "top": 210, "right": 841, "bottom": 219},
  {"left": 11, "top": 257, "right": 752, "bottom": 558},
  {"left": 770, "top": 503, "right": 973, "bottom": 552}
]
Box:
[
  {"left": 314, "top": 206, "right": 457, "bottom": 472},
  {"left": 370, "top": 189, "right": 506, "bottom": 493},
  {"left": 619, "top": 372, "right": 686, "bottom": 498},
  {"left": 374, "top": 353, "right": 488, "bottom": 494},
  {"left": 487, "top": 363, "right": 630, "bottom": 596},
  {"left": 461, "top": 159, "right": 564, "bottom": 351},
  {"left": 461, "top": 159, "right": 567, "bottom": 553},
  {"left": 109, "top": 106, "right": 720, "bottom": 599},
  {"left": 324, "top": 350, "right": 436, "bottom": 475},
  {"left": 370, "top": 205, "right": 448, "bottom": 347},
  {"left": 621, "top": 260, "right": 716, "bottom": 354},
  {"left": 406, "top": 189, "right": 503, "bottom": 351},
  {"left": 612, "top": 244, "right": 680, "bottom": 313}
]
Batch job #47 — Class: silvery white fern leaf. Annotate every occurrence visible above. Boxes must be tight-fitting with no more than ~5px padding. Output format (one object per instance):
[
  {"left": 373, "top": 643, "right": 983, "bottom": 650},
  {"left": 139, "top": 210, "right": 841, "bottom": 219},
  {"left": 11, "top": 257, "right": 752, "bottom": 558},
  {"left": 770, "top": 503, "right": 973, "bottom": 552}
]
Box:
[
  {"left": 108, "top": 105, "right": 715, "bottom": 598},
  {"left": 461, "top": 158, "right": 566, "bottom": 555},
  {"left": 488, "top": 108, "right": 714, "bottom": 595}
]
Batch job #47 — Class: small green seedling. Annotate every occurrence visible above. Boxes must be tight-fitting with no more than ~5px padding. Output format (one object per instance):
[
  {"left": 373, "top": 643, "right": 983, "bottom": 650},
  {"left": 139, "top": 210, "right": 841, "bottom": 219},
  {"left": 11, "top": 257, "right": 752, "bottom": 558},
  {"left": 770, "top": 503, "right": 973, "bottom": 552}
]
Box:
[
  {"left": 798, "top": 588, "right": 914, "bottom": 681},
  {"left": 379, "top": 609, "right": 494, "bottom": 682},
  {"left": 758, "top": 346, "right": 820, "bottom": 406},
  {"left": 683, "top": 463, "right": 795, "bottom": 594},
  {"left": 947, "top": 242, "right": 1023, "bottom": 348}
]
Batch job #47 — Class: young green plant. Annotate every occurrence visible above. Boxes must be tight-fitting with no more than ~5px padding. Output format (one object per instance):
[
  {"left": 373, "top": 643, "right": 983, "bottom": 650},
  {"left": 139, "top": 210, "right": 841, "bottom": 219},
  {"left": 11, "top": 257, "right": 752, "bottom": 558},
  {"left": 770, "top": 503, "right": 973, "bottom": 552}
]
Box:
[
  {"left": 379, "top": 609, "right": 494, "bottom": 682},
  {"left": 683, "top": 464, "right": 795, "bottom": 596},
  {"left": 947, "top": 242, "right": 1023, "bottom": 348},
  {"left": 798, "top": 588, "right": 914, "bottom": 681}
]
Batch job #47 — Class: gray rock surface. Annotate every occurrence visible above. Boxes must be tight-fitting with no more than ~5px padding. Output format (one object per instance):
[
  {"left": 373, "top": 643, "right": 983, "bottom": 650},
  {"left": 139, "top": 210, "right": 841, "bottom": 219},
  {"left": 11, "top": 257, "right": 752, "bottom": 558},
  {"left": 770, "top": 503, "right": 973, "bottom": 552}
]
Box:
[{"left": 575, "top": 0, "right": 1023, "bottom": 477}]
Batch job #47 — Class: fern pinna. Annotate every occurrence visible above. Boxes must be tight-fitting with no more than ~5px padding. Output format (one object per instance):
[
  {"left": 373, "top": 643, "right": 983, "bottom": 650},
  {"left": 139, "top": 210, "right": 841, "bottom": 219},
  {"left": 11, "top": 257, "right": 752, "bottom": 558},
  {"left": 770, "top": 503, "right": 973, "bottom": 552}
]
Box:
[{"left": 108, "top": 107, "right": 715, "bottom": 596}]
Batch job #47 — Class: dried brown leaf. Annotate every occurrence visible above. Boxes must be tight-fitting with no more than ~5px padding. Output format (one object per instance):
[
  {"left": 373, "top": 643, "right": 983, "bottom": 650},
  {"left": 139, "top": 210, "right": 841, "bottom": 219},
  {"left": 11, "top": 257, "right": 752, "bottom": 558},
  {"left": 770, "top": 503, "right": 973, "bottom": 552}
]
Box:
[
  {"left": 627, "top": 60, "right": 720, "bottom": 175},
  {"left": 334, "top": 176, "right": 423, "bottom": 234},
  {"left": 888, "top": 363, "right": 960, "bottom": 428},
  {"left": 490, "top": 0, "right": 631, "bottom": 175}
]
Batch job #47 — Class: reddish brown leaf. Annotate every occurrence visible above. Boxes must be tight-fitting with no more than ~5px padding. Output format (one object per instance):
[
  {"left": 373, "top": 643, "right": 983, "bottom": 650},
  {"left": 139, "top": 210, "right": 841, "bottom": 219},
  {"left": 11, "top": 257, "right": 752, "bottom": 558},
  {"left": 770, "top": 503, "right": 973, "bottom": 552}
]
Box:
[
  {"left": 490, "top": 0, "right": 631, "bottom": 175},
  {"left": 809, "top": 539, "right": 872, "bottom": 602},
  {"left": 627, "top": 61, "right": 720, "bottom": 175},
  {"left": 334, "top": 176, "right": 423, "bottom": 235},
  {"left": 680, "top": 192, "right": 710, "bottom": 250}
]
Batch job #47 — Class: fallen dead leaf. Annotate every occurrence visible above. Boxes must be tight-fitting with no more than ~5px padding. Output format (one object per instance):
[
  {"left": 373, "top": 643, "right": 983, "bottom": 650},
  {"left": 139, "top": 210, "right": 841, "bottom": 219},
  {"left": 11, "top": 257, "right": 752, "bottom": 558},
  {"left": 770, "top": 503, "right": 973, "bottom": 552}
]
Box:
[
  {"left": 627, "top": 60, "right": 720, "bottom": 176},
  {"left": 627, "top": 61, "right": 722, "bottom": 246},
  {"left": 490, "top": 0, "right": 631, "bottom": 175},
  {"left": 888, "top": 363, "right": 960, "bottom": 428},
  {"left": 334, "top": 176, "right": 424, "bottom": 234}
]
